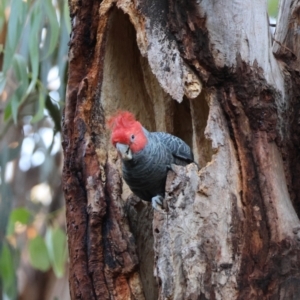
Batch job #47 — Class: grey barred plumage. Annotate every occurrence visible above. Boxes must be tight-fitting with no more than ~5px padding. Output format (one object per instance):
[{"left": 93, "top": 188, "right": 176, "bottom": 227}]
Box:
[
  {"left": 153, "top": 131, "right": 194, "bottom": 166},
  {"left": 122, "top": 128, "right": 194, "bottom": 202},
  {"left": 108, "top": 111, "right": 194, "bottom": 211}
]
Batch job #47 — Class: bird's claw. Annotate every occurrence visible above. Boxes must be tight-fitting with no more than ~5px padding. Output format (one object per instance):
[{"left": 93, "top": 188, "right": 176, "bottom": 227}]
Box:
[{"left": 151, "top": 195, "right": 166, "bottom": 213}]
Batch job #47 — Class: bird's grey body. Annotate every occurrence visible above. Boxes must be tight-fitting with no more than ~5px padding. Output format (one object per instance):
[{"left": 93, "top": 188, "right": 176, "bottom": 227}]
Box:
[{"left": 122, "top": 128, "right": 194, "bottom": 202}]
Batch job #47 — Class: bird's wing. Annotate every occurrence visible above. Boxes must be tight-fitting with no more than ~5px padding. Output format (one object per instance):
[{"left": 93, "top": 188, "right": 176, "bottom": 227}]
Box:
[{"left": 153, "top": 132, "right": 194, "bottom": 164}]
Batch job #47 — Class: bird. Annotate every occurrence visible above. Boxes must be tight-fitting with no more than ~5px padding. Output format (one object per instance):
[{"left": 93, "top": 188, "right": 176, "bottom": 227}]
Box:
[{"left": 107, "top": 111, "right": 194, "bottom": 211}]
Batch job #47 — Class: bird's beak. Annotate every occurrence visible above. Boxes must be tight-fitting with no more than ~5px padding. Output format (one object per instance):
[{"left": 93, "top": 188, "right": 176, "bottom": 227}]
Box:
[{"left": 116, "top": 143, "right": 132, "bottom": 161}]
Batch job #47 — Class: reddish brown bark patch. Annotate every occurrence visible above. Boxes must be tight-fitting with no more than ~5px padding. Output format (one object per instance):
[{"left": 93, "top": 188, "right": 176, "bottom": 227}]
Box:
[
  {"left": 63, "top": 1, "right": 143, "bottom": 299},
  {"left": 281, "top": 69, "right": 300, "bottom": 218}
]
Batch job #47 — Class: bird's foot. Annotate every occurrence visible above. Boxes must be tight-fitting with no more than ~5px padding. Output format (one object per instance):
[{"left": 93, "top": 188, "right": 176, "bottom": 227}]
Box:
[{"left": 151, "top": 195, "right": 166, "bottom": 213}]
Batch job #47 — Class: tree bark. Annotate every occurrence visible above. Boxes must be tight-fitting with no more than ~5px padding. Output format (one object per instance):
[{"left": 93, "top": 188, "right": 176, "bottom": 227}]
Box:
[{"left": 63, "top": 0, "right": 300, "bottom": 299}]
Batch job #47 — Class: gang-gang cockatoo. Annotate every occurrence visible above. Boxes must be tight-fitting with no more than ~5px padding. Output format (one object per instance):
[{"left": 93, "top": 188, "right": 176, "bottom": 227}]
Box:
[{"left": 108, "top": 111, "right": 194, "bottom": 211}]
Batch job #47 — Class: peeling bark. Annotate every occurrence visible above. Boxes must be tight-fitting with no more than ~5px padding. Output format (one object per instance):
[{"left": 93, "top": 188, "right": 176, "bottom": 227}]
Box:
[{"left": 63, "top": 0, "right": 300, "bottom": 299}]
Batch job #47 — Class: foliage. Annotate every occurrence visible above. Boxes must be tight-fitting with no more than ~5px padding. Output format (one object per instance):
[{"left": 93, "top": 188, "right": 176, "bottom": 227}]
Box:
[
  {"left": 0, "top": 207, "right": 68, "bottom": 299},
  {"left": 6, "top": 207, "right": 31, "bottom": 235},
  {"left": 0, "top": 0, "right": 70, "bottom": 298},
  {"left": 28, "top": 235, "right": 51, "bottom": 271},
  {"left": 267, "top": 0, "right": 279, "bottom": 18},
  {"left": 0, "top": 243, "right": 18, "bottom": 299},
  {"left": 45, "top": 226, "right": 68, "bottom": 277},
  {"left": 0, "top": 0, "right": 70, "bottom": 130}
]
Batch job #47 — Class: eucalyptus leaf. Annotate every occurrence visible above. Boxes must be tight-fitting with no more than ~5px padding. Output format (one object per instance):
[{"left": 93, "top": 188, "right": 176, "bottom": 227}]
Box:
[
  {"left": 29, "top": 235, "right": 51, "bottom": 272},
  {"left": 27, "top": 3, "right": 42, "bottom": 95},
  {"left": 0, "top": 182, "right": 12, "bottom": 255},
  {"left": 3, "top": 100, "right": 12, "bottom": 121},
  {"left": 7, "top": 207, "right": 31, "bottom": 236},
  {"left": 13, "top": 53, "right": 29, "bottom": 97},
  {"left": 0, "top": 243, "right": 15, "bottom": 294},
  {"left": 3, "top": 0, "right": 28, "bottom": 73},
  {"left": 63, "top": 0, "right": 71, "bottom": 34},
  {"left": 46, "top": 227, "right": 67, "bottom": 278},
  {"left": 11, "top": 93, "right": 19, "bottom": 124},
  {"left": 0, "top": 1, "right": 6, "bottom": 31},
  {"left": 31, "top": 90, "right": 46, "bottom": 123},
  {"left": 0, "top": 0, "right": 69, "bottom": 293},
  {"left": 42, "top": 0, "right": 60, "bottom": 59}
]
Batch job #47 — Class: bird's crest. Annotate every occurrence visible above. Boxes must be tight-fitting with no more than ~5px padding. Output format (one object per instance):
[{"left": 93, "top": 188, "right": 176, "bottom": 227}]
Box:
[
  {"left": 107, "top": 111, "right": 147, "bottom": 152},
  {"left": 107, "top": 111, "right": 137, "bottom": 131}
]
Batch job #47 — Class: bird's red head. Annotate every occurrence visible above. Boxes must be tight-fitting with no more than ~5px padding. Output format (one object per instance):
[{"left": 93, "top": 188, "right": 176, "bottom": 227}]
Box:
[{"left": 107, "top": 111, "right": 147, "bottom": 153}]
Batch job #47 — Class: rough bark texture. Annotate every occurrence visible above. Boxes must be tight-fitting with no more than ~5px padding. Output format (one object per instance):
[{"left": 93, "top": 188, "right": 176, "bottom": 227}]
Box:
[
  {"left": 63, "top": 1, "right": 143, "bottom": 299},
  {"left": 63, "top": 0, "right": 300, "bottom": 299}
]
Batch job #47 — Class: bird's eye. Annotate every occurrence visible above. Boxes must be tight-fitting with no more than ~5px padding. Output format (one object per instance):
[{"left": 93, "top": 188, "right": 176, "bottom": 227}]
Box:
[{"left": 131, "top": 134, "right": 135, "bottom": 141}]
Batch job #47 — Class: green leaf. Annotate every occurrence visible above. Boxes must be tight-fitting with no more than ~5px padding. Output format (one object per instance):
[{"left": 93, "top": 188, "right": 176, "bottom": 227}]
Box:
[
  {"left": 7, "top": 207, "right": 31, "bottom": 235},
  {"left": 3, "top": 100, "right": 12, "bottom": 121},
  {"left": 4, "top": 53, "right": 28, "bottom": 123},
  {"left": 0, "top": 1, "right": 7, "bottom": 31},
  {"left": 0, "top": 243, "right": 15, "bottom": 293},
  {"left": 63, "top": 0, "right": 71, "bottom": 34},
  {"left": 13, "top": 54, "right": 29, "bottom": 97},
  {"left": 11, "top": 93, "right": 19, "bottom": 124},
  {"left": 3, "top": 93, "right": 20, "bottom": 124},
  {"left": 7, "top": 0, "right": 25, "bottom": 50},
  {"left": 27, "top": 3, "right": 41, "bottom": 95},
  {"left": 46, "top": 227, "right": 67, "bottom": 278},
  {"left": 29, "top": 235, "right": 51, "bottom": 272},
  {"left": 42, "top": 0, "right": 59, "bottom": 59},
  {"left": 31, "top": 90, "right": 46, "bottom": 123},
  {"left": 3, "top": 0, "right": 28, "bottom": 73}
]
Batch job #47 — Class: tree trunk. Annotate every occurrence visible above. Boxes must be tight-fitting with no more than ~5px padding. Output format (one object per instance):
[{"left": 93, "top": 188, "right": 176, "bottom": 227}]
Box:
[{"left": 62, "top": 0, "right": 300, "bottom": 299}]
